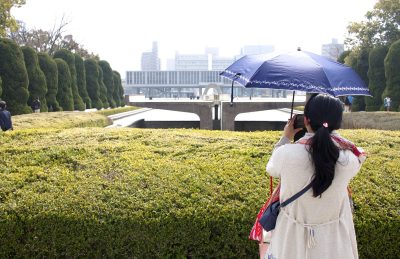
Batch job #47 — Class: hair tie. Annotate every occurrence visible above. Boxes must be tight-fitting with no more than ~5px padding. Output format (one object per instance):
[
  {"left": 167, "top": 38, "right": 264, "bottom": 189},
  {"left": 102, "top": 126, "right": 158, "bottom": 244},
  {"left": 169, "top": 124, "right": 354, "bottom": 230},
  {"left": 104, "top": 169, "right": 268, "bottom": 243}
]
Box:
[{"left": 322, "top": 122, "right": 328, "bottom": 128}]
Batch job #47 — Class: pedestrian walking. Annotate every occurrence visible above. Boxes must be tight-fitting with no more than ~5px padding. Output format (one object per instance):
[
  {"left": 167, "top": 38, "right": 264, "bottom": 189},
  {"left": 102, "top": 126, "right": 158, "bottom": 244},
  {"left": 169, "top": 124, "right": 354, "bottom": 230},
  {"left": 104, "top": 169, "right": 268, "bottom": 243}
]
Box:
[
  {"left": 0, "top": 101, "right": 13, "bottom": 131},
  {"left": 384, "top": 96, "right": 391, "bottom": 111},
  {"left": 31, "top": 97, "right": 41, "bottom": 113}
]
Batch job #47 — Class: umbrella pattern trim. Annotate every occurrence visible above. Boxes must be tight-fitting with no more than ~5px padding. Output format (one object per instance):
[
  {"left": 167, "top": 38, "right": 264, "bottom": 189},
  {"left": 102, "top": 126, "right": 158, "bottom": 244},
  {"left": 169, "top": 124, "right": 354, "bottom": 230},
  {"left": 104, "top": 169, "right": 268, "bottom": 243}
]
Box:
[
  {"left": 222, "top": 70, "right": 251, "bottom": 82},
  {"left": 250, "top": 80, "right": 370, "bottom": 92},
  {"left": 221, "top": 69, "right": 371, "bottom": 96}
]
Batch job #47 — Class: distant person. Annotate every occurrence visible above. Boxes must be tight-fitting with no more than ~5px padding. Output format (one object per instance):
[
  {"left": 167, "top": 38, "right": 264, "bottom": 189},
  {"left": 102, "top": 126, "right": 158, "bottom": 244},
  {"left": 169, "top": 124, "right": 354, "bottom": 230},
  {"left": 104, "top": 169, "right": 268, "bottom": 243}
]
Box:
[
  {"left": 31, "top": 97, "right": 41, "bottom": 113},
  {"left": 0, "top": 101, "right": 13, "bottom": 131},
  {"left": 384, "top": 96, "right": 391, "bottom": 111},
  {"left": 344, "top": 96, "right": 353, "bottom": 112}
]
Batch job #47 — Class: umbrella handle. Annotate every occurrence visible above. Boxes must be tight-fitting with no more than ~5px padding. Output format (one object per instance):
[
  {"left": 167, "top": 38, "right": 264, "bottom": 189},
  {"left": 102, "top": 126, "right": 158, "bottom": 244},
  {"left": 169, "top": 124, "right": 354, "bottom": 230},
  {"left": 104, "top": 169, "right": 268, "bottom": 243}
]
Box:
[
  {"left": 290, "top": 91, "right": 295, "bottom": 119},
  {"left": 230, "top": 79, "right": 234, "bottom": 106},
  {"left": 230, "top": 73, "right": 241, "bottom": 106},
  {"left": 269, "top": 176, "right": 273, "bottom": 196}
]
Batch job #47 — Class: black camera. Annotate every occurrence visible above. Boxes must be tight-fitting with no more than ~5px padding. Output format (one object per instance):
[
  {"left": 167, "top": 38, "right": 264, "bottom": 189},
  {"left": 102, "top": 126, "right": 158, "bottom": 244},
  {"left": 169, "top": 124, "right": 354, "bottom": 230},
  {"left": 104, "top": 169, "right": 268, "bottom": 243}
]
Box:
[
  {"left": 293, "top": 114, "right": 306, "bottom": 142},
  {"left": 293, "top": 114, "right": 305, "bottom": 129}
]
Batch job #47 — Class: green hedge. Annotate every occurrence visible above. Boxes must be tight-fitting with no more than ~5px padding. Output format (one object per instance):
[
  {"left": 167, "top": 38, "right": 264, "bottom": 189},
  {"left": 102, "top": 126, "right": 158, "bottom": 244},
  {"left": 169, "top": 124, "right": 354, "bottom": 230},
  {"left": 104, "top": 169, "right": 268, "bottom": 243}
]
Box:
[
  {"left": 84, "top": 58, "right": 103, "bottom": 110},
  {"left": 0, "top": 38, "right": 31, "bottom": 114},
  {"left": 21, "top": 46, "right": 48, "bottom": 112},
  {"left": 54, "top": 49, "right": 85, "bottom": 111},
  {"left": 0, "top": 128, "right": 398, "bottom": 258},
  {"left": 383, "top": 39, "right": 400, "bottom": 111},
  {"left": 98, "top": 60, "right": 116, "bottom": 108},
  {"left": 38, "top": 53, "right": 61, "bottom": 112},
  {"left": 342, "top": 112, "right": 400, "bottom": 130},
  {"left": 95, "top": 106, "right": 139, "bottom": 117},
  {"left": 341, "top": 130, "right": 400, "bottom": 258},
  {"left": 54, "top": 58, "right": 73, "bottom": 111},
  {"left": 12, "top": 111, "right": 110, "bottom": 130}
]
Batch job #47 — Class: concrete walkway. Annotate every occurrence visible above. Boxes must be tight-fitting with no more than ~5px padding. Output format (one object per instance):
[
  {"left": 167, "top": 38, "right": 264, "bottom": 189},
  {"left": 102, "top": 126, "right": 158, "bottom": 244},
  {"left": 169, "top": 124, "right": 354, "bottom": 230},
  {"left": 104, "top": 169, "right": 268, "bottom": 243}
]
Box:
[
  {"left": 106, "top": 108, "right": 302, "bottom": 128},
  {"left": 106, "top": 108, "right": 153, "bottom": 128}
]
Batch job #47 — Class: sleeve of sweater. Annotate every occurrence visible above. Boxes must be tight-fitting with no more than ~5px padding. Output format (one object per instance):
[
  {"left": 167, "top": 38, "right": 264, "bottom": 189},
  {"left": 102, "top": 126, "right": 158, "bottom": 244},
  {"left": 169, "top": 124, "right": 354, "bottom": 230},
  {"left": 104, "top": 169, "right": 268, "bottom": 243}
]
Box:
[{"left": 266, "top": 137, "right": 290, "bottom": 178}]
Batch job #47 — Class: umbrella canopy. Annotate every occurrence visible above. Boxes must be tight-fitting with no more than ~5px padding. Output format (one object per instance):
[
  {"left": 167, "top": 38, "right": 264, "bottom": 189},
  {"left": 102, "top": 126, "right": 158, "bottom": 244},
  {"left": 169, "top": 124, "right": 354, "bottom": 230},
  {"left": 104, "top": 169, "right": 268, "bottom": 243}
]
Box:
[{"left": 220, "top": 51, "right": 371, "bottom": 97}]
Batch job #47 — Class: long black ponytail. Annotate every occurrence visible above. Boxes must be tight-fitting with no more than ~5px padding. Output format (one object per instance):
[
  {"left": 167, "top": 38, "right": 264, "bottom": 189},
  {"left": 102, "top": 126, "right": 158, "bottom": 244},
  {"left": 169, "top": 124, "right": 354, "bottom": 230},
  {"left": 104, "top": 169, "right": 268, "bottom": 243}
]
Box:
[{"left": 304, "top": 94, "right": 344, "bottom": 197}]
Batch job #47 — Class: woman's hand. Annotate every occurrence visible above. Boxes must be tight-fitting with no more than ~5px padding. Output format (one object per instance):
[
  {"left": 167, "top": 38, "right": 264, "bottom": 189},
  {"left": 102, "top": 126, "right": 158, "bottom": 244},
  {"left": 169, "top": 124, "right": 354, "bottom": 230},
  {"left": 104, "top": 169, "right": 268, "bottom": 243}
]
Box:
[{"left": 283, "top": 115, "right": 303, "bottom": 140}]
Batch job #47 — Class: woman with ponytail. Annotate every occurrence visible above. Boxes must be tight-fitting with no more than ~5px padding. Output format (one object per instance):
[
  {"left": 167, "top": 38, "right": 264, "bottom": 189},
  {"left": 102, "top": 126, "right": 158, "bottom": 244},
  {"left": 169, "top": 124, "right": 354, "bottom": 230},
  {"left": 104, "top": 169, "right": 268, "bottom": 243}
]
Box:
[{"left": 264, "top": 94, "right": 366, "bottom": 259}]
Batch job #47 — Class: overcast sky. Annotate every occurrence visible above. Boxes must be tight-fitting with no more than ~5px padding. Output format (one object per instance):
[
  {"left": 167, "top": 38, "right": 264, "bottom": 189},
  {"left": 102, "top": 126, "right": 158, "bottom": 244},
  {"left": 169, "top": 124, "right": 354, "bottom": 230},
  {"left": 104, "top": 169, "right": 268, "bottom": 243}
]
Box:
[{"left": 12, "top": 0, "right": 378, "bottom": 78}]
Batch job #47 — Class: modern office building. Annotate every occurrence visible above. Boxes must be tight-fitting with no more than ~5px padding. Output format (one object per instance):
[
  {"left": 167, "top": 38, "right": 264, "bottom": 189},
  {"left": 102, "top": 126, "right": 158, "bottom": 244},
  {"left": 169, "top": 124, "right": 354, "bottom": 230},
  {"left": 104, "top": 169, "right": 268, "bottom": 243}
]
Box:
[
  {"left": 125, "top": 70, "right": 286, "bottom": 99},
  {"left": 321, "top": 38, "right": 344, "bottom": 61},
  {"left": 166, "top": 58, "right": 175, "bottom": 70},
  {"left": 211, "top": 57, "right": 234, "bottom": 70},
  {"left": 174, "top": 48, "right": 234, "bottom": 71},
  {"left": 126, "top": 44, "right": 288, "bottom": 99},
  {"left": 205, "top": 47, "right": 219, "bottom": 57},
  {"left": 175, "top": 54, "right": 209, "bottom": 70},
  {"left": 141, "top": 41, "right": 161, "bottom": 71},
  {"left": 240, "top": 45, "right": 275, "bottom": 56}
]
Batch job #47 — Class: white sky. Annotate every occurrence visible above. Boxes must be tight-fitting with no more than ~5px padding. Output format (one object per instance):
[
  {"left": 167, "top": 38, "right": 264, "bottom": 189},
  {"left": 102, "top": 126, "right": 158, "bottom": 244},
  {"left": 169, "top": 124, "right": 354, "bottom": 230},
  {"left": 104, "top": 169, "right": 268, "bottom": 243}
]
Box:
[{"left": 12, "top": 0, "right": 378, "bottom": 78}]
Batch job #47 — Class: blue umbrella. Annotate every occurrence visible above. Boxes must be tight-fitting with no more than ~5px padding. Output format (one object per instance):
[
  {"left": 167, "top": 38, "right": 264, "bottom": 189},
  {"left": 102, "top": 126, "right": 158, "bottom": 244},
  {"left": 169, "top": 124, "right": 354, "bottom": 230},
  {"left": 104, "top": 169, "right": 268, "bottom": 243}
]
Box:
[{"left": 220, "top": 50, "right": 371, "bottom": 110}]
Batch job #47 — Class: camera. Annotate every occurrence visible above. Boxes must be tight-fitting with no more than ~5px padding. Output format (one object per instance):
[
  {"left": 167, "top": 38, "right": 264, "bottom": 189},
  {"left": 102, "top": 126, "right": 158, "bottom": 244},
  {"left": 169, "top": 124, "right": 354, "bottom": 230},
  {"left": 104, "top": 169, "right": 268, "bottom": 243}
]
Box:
[{"left": 293, "top": 114, "right": 305, "bottom": 129}]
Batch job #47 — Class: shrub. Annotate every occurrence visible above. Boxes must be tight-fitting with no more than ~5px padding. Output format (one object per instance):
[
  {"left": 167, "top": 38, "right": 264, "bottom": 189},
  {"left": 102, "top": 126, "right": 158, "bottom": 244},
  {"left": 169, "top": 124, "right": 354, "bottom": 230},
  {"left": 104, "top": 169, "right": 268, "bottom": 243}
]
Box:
[
  {"left": 0, "top": 38, "right": 31, "bottom": 114},
  {"left": 113, "top": 70, "right": 125, "bottom": 107},
  {"left": 352, "top": 48, "right": 369, "bottom": 111},
  {"left": 97, "top": 64, "right": 109, "bottom": 108},
  {"left": 12, "top": 111, "right": 110, "bottom": 130},
  {"left": 383, "top": 39, "right": 400, "bottom": 111},
  {"left": 0, "top": 128, "right": 398, "bottom": 258},
  {"left": 54, "top": 58, "right": 73, "bottom": 111},
  {"left": 337, "top": 50, "right": 350, "bottom": 64},
  {"left": 74, "top": 54, "right": 91, "bottom": 109},
  {"left": 340, "top": 130, "right": 400, "bottom": 259},
  {"left": 112, "top": 72, "right": 120, "bottom": 107},
  {"left": 95, "top": 106, "right": 138, "bottom": 117},
  {"left": 113, "top": 71, "right": 125, "bottom": 106},
  {"left": 98, "top": 61, "right": 116, "bottom": 108},
  {"left": 21, "top": 46, "right": 48, "bottom": 112},
  {"left": 38, "top": 52, "right": 61, "bottom": 111},
  {"left": 342, "top": 111, "right": 400, "bottom": 130},
  {"left": 84, "top": 59, "right": 103, "bottom": 110},
  {"left": 366, "top": 46, "right": 387, "bottom": 111},
  {"left": 54, "top": 49, "right": 85, "bottom": 111}
]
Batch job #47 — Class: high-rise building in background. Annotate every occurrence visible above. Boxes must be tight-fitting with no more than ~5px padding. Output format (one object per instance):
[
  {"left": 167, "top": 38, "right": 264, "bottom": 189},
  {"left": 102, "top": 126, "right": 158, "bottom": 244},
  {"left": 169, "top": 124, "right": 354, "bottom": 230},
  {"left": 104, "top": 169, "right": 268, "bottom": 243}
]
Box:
[
  {"left": 321, "top": 38, "right": 344, "bottom": 61},
  {"left": 211, "top": 57, "right": 235, "bottom": 70},
  {"left": 175, "top": 53, "right": 209, "bottom": 70},
  {"left": 125, "top": 44, "right": 287, "bottom": 99},
  {"left": 143, "top": 44, "right": 273, "bottom": 71},
  {"left": 166, "top": 59, "right": 175, "bottom": 70},
  {"left": 141, "top": 41, "right": 161, "bottom": 71},
  {"left": 240, "top": 45, "right": 275, "bottom": 56},
  {"left": 174, "top": 48, "right": 235, "bottom": 71},
  {"left": 205, "top": 47, "right": 219, "bottom": 57}
]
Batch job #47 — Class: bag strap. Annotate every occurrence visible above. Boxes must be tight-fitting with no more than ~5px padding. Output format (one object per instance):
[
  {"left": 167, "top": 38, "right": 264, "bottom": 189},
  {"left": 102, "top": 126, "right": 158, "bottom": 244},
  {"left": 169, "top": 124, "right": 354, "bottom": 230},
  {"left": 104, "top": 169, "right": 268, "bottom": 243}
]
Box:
[
  {"left": 280, "top": 182, "right": 313, "bottom": 207},
  {"left": 269, "top": 176, "right": 273, "bottom": 196}
]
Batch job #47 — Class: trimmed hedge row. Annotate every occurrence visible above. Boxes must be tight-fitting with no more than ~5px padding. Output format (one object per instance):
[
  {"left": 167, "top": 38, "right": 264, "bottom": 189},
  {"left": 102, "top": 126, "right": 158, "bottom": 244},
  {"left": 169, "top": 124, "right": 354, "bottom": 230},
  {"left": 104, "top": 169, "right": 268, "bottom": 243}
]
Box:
[
  {"left": 95, "top": 106, "right": 139, "bottom": 117},
  {"left": 340, "top": 130, "right": 400, "bottom": 258},
  {"left": 12, "top": 112, "right": 110, "bottom": 130},
  {"left": 342, "top": 111, "right": 400, "bottom": 130},
  {"left": 12, "top": 107, "right": 139, "bottom": 130},
  {"left": 0, "top": 128, "right": 398, "bottom": 258}
]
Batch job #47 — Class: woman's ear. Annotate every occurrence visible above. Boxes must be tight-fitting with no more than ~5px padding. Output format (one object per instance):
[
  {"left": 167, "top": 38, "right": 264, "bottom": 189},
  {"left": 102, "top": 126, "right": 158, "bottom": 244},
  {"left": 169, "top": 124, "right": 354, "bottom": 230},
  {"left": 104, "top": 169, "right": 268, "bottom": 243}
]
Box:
[
  {"left": 304, "top": 116, "right": 313, "bottom": 133},
  {"left": 304, "top": 116, "right": 309, "bottom": 126}
]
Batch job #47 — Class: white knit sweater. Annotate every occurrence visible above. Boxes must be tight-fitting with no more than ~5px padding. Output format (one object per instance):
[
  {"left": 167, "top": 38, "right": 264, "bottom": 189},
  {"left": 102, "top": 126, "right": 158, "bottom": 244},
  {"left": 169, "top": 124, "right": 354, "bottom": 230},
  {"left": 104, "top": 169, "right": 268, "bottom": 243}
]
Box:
[{"left": 265, "top": 133, "right": 363, "bottom": 259}]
